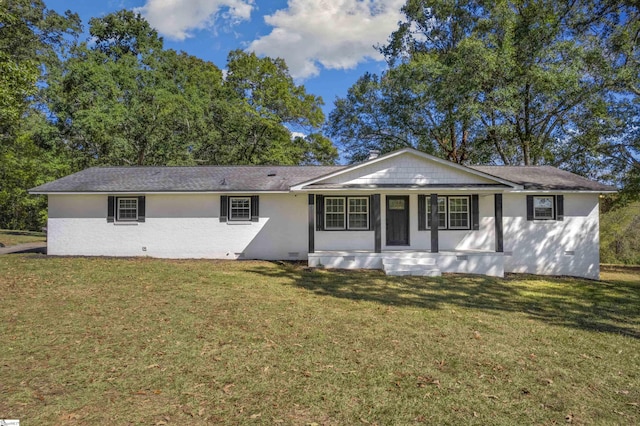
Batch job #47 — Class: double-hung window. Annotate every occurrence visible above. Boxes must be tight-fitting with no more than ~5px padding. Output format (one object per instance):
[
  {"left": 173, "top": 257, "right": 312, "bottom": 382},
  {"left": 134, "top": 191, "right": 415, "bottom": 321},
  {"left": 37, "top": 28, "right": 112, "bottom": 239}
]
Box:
[
  {"left": 323, "top": 196, "right": 369, "bottom": 230},
  {"left": 526, "top": 195, "right": 563, "bottom": 221},
  {"left": 229, "top": 197, "right": 251, "bottom": 221},
  {"left": 448, "top": 197, "right": 470, "bottom": 229},
  {"left": 108, "top": 196, "right": 145, "bottom": 223},
  {"left": 117, "top": 198, "right": 138, "bottom": 221},
  {"left": 533, "top": 196, "right": 554, "bottom": 220},
  {"left": 420, "top": 195, "right": 473, "bottom": 230},
  {"left": 324, "top": 197, "right": 346, "bottom": 230},
  {"left": 426, "top": 196, "right": 447, "bottom": 229},
  {"left": 348, "top": 197, "right": 369, "bottom": 230}
]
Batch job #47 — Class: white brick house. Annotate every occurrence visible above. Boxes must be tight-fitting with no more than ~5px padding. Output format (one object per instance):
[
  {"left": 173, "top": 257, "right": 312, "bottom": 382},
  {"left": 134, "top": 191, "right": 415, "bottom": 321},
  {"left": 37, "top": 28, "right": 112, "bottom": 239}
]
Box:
[{"left": 30, "top": 148, "right": 615, "bottom": 279}]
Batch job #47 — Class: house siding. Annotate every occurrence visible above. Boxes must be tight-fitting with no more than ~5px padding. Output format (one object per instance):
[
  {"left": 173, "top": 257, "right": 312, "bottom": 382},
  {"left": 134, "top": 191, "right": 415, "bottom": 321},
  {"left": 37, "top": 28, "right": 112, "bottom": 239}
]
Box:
[
  {"left": 40, "top": 149, "right": 604, "bottom": 280},
  {"left": 327, "top": 153, "right": 496, "bottom": 185},
  {"left": 47, "top": 193, "right": 308, "bottom": 260},
  {"left": 503, "top": 193, "right": 600, "bottom": 279}
]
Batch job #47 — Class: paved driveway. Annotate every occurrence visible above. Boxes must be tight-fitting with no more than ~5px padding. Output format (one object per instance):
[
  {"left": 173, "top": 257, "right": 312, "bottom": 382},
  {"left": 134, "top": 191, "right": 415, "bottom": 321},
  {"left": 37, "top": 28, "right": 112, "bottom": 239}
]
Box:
[{"left": 0, "top": 242, "right": 47, "bottom": 254}]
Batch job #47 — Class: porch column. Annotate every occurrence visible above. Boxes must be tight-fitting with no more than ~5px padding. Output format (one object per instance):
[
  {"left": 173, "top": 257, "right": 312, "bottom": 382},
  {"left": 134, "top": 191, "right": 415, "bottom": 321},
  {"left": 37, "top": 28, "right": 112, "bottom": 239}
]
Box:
[
  {"left": 494, "top": 193, "right": 504, "bottom": 253},
  {"left": 308, "top": 194, "right": 315, "bottom": 254},
  {"left": 430, "top": 194, "right": 439, "bottom": 253},
  {"left": 372, "top": 194, "right": 381, "bottom": 253}
]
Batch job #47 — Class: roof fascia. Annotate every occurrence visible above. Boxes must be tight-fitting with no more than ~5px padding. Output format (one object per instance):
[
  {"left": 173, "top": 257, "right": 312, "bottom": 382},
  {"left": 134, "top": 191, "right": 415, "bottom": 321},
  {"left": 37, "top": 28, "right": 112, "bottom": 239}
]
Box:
[
  {"left": 29, "top": 190, "right": 292, "bottom": 195},
  {"left": 507, "top": 189, "right": 617, "bottom": 194},
  {"left": 295, "top": 187, "right": 507, "bottom": 193}
]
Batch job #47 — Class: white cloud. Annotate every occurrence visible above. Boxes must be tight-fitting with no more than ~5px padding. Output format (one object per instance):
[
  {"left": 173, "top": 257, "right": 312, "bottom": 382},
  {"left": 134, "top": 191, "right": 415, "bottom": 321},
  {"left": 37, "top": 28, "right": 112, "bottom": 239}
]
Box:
[
  {"left": 247, "top": 0, "right": 405, "bottom": 79},
  {"left": 136, "top": 0, "right": 254, "bottom": 41}
]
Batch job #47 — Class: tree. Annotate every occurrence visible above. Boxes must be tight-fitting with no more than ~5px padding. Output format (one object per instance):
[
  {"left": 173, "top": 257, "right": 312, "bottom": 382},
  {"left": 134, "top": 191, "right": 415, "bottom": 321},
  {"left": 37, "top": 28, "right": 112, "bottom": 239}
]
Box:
[
  {"left": 0, "top": 0, "right": 80, "bottom": 230},
  {"left": 330, "top": 0, "right": 626, "bottom": 172},
  {"left": 195, "top": 50, "right": 335, "bottom": 165},
  {"left": 52, "top": 10, "right": 222, "bottom": 167},
  {"left": 599, "top": 1, "right": 639, "bottom": 201},
  {"left": 328, "top": 72, "right": 431, "bottom": 163}
]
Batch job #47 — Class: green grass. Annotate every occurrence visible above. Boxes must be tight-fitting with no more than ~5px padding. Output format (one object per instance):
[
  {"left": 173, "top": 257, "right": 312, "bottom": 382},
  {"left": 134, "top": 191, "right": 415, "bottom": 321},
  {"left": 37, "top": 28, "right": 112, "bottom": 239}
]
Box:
[
  {"left": 0, "top": 229, "right": 46, "bottom": 247},
  {"left": 0, "top": 256, "right": 638, "bottom": 425}
]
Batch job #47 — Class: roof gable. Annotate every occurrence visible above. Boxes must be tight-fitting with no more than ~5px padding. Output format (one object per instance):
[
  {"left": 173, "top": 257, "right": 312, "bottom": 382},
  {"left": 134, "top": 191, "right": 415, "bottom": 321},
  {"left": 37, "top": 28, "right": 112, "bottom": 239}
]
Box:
[{"left": 291, "top": 148, "right": 519, "bottom": 190}]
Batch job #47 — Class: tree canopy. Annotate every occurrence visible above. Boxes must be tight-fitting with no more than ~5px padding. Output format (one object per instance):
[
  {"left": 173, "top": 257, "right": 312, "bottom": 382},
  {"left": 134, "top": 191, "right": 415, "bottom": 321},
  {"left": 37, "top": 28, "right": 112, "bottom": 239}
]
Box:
[
  {"left": 328, "top": 0, "right": 639, "bottom": 198},
  {"left": 0, "top": 3, "right": 337, "bottom": 230}
]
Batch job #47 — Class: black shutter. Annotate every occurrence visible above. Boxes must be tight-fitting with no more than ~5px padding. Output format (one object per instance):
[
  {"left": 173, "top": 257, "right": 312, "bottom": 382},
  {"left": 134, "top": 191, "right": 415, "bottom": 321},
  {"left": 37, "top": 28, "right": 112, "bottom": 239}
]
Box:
[
  {"left": 417, "top": 194, "right": 426, "bottom": 230},
  {"left": 137, "top": 196, "right": 146, "bottom": 222},
  {"left": 107, "top": 196, "right": 115, "bottom": 222},
  {"left": 316, "top": 195, "right": 324, "bottom": 231},
  {"left": 430, "top": 194, "right": 439, "bottom": 253},
  {"left": 494, "top": 194, "right": 504, "bottom": 252},
  {"left": 308, "top": 194, "right": 315, "bottom": 254},
  {"left": 556, "top": 195, "right": 564, "bottom": 221},
  {"left": 526, "top": 195, "right": 534, "bottom": 221},
  {"left": 471, "top": 194, "right": 479, "bottom": 230},
  {"left": 220, "top": 195, "right": 228, "bottom": 222},
  {"left": 372, "top": 194, "right": 381, "bottom": 253},
  {"left": 251, "top": 195, "right": 259, "bottom": 222}
]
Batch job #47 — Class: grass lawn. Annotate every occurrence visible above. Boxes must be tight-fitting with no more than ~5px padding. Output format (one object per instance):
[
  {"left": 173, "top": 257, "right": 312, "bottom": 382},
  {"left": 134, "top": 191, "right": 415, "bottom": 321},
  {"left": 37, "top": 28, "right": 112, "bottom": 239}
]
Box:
[
  {"left": 0, "top": 256, "right": 638, "bottom": 425},
  {"left": 0, "top": 229, "right": 46, "bottom": 247}
]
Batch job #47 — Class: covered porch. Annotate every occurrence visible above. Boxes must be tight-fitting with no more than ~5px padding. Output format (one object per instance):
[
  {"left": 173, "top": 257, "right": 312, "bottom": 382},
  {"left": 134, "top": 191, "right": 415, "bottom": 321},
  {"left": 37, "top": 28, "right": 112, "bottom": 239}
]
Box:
[{"left": 306, "top": 191, "right": 506, "bottom": 277}]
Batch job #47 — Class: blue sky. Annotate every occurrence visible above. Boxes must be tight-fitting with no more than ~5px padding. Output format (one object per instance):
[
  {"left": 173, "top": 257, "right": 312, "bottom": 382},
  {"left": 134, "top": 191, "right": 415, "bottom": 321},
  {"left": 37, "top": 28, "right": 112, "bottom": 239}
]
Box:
[{"left": 45, "top": 0, "right": 405, "bottom": 118}]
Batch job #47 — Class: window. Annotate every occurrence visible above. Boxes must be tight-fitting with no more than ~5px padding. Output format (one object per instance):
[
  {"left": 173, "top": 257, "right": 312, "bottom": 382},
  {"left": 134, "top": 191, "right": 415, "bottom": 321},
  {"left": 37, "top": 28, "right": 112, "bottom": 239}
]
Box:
[
  {"left": 448, "top": 197, "right": 470, "bottom": 229},
  {"left": 220, "top": 195, "right": 259, "bottom": 222},
  {"left": 419, "top": 195, "right": 474, "bottom": 231},
  {"left": 229, "top": 197, "right": 251, "bottom": 221},
  {"left": 325, "top": 197, "right": 345, "bottom": 229},
  {"left": 108, "top": 196, "right": 145, "bottom": 223},
  {"left": 117, "top": 198, "right": 138, "bottom": 221},
  {"left": 322, "top": 196, "right": 370, "bottom": 230},
  {"left": 426, "top": 196, "right": 447, "bottom": 229},
  {"left": 348, "top": 197, "right": 369, "bottom": 230},
  {"left": 533, "top": 196, "right": 554, "bottom": 220}
]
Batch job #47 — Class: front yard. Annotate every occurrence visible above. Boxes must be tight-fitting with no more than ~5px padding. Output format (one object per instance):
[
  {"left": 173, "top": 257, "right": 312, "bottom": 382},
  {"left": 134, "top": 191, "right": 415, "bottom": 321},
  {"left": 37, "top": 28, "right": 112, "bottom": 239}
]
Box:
[{"left": 0, "top": 256, "right": 638, "bottom": 424}]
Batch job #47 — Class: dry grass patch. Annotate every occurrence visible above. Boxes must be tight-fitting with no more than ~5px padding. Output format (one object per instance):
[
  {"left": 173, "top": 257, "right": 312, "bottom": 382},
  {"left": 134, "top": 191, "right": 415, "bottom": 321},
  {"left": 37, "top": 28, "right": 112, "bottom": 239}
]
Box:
[{"left": 0, "top": 256, "right": 638, "bottom": 424}]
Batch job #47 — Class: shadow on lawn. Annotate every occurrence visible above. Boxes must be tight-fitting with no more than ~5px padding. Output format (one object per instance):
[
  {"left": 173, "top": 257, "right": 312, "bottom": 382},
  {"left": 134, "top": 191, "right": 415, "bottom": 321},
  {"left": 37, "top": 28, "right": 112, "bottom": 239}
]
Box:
[{"left": 248, "top": 263, "right": 640, "bottom": 339}]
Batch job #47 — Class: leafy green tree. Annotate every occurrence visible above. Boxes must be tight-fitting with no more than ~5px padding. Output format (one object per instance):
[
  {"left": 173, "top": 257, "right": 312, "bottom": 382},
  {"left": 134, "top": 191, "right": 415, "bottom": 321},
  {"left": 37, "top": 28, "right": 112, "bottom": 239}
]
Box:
[
  {"left": 195, "top": 50, "right": 334, "bottom": 165},
  {"left": 328, "top": 72, "right": 431, "bottom": 163},
  {"left": 0, "top": 0, "right": 80, "bottom": 230},
  {"left": 52, "top": 10, "right": 221, "bottom": 167},
  {"left": 330, "top": 0, "right": 626, "bottom": 172},
  {"left": 599, "top": 1, "right": 639, "bottom": 201}
]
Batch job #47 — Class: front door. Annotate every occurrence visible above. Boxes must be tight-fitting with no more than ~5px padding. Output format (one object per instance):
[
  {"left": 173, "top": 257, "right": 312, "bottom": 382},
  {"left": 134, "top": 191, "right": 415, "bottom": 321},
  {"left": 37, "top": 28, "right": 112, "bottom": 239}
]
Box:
[{"left": 386, "top": 195, "right": 409, "bottom": 246}]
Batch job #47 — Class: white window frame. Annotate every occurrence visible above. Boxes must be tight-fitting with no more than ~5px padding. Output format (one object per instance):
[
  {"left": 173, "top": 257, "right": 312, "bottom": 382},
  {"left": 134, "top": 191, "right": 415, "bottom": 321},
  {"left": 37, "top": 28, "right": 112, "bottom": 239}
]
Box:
[
  {"left": 426, "top": 196, "right": 447, "bottom": 229},
  {"left": 347, "top": 197, "right": 369, "bottom": 230},
  {"left": 117, "top": 197, "right": 138, "bottom": 222},
  {"left": 324, "top": 197, "right": 346, "bottom": 230},
  {"left": 533, "top": 196, "right": 555, "bottom": 220},
  {"left": 448, "top": 196, "right": 470, "bottom": 230},
  {"left": 229, "top": 197, "right": 251, "bottom": 221}
]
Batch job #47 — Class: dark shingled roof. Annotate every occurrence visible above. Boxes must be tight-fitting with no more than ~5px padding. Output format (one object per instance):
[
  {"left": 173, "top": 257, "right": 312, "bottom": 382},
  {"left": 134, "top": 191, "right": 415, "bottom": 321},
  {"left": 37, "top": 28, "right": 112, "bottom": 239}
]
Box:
[
  {"left": 470, "top": 165, "right": 616, "bottom": 191},
  {"left": 30, "top": 162, "right": 616, "bottom": 193},
  {"left": 29, "top": 165, "right": 346, "bottom": 193}
]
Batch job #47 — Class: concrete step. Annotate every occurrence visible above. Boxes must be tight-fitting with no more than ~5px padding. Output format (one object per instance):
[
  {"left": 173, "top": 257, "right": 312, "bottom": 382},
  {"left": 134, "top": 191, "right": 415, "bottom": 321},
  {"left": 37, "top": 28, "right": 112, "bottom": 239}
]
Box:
[
  {"left": 382, "top": 257, "right": 437, "bottom": 267},
  {"left": 385, "top": 267, "right": 441, "bottom": 277},
  {"left": 383, "top": 257, "right": 441, "bottom": 276}
]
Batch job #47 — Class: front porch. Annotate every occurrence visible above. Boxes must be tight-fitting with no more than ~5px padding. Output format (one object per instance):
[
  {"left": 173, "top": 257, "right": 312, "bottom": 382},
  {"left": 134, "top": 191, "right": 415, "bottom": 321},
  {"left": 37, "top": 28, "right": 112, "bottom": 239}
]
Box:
[{"left": 308, "top": 250, "right": 505, "bottom": 277}]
